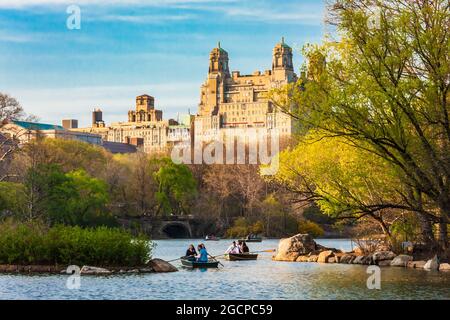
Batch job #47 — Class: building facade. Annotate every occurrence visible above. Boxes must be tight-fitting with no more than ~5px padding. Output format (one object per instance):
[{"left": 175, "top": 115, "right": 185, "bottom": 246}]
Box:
[
  {"left": 73, "top": 95, "right": 191, "bottom": 154},
  {"left": 195, "top": 39, "right": 297, "bottom": 143}
]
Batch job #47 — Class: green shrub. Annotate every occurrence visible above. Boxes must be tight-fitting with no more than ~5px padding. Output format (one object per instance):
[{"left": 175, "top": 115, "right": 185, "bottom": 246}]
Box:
[
  {"left": 0, "top": 220, "right": 152, "bottom": 266},
  {"left": 298, "top": 220, "right": 325, "bottom": 238}
]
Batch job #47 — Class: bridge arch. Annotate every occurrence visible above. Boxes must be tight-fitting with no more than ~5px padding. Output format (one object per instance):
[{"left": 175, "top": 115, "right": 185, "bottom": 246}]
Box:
[{"left": 160, "top": 221, "right": 192, "bottom": 239}]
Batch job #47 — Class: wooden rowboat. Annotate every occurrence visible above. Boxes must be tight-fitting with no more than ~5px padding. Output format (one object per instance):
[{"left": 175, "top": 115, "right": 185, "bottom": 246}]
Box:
[
  {"left": 181, "top": 257, "right": 219, "bottom": 269},
  {"left": 239, "top": 237, "right": 262, "bottom": 243},
  {"left": 225, "top": 253, "right": 258, "bottom": 261}
]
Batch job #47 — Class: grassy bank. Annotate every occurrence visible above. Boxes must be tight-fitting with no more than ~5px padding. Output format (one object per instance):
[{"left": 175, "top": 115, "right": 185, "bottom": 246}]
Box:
[{"left": 0, "top": 220, "right": 152, "bottom": 266}]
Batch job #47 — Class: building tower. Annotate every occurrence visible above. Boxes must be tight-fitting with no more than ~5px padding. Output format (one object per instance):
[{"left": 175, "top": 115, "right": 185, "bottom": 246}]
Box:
[
  {"left": 199, "top": 42, "right": 230, "bottom": 116},
  {"left": 272, "top": 37, "right": 295, "bottom": 82}
]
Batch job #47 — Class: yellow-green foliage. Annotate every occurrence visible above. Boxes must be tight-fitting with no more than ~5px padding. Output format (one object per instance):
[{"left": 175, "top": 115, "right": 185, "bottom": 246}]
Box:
[
  {"left": 225, "top": 217, "right": 265, "bottom": 238},
  {"left": 273, "top": 130, "right": 400, "bottom": 217},
  {"left": 298, "top": 220, "right": 324, "bottom": 238}
]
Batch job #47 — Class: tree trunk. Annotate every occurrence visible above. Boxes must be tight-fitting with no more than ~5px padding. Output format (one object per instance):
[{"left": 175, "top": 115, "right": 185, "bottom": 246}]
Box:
[{"left": 418, "top": 213, "right": 435, "bottom": 245}]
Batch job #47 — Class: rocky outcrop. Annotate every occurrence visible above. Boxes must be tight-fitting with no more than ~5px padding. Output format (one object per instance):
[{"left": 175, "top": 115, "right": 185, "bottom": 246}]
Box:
[
  {"left": 439, "top": 263, "right": 450, "bottom": 271},
  {"left": 308, "top": 255, "right": 319, "bottom": 262},
  {"left": 372, "top": 251, "right": 396, "bottom": 264},
  {"left": 352, "top": 255, "right": 373, "bottom": 265},
  {"left": 423, "top": 255, "right": 439, "bottom": 271},
  {"left": 340, "top": 254, "right": 355, "bottom": 264},
  {"left": 378, "top": 260, "right": 393, "bottom": 267},
  {"left": 390, "top": 255, "right": 413, "bottom": 267},
  {"left": 273, "top": 234, "right": 318, "bottom": 262},
  {"left": 407, "top": 261, "right": 427, "bottom": 269},
  {"left": 317, "top": 250, "right": 334, "bottom": 263},
  {"left": 80, "top": 266, "right": 112, "bottom": 275},
  {"left": 147, "top": 259, "right": 178, "bottom": 272},
  {"left": 296, "top": 256, "right": 309, "bottom": 262}
]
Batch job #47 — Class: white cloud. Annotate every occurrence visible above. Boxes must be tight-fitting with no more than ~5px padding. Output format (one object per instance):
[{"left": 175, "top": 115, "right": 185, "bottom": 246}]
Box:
[{"left": 97, "top": 13, "right": 197, "bottom": 24}]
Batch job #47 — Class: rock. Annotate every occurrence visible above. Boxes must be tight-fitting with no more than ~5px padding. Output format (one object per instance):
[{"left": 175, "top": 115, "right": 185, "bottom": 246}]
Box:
[
  {"left": 340, "top": 254, "right": 355, "bottom": 264},
  {"left": 334, "top": 253, "right": 345, "bottom": 263},
  {"left": 328, "top": 257, "right": 336, "bottom": 263},
  {"left": 390, "top": 255, "right": 413, "bottom": 267},
  {"left": 361, "top": 256, "right": 373, "bottom": 265},
  {"left": 372, "top": 251, "right": 396, "bottom": 264},
  {"left": 307, "top": 255, "right": 318, "bottom": 262},
  {"left": 80, "top": 266, "right": 111, "bottom": 275},
  {"left": 139, "top": 268, "right": 154, "bottom": 273},
  {"left": 127, "top": 269, "right": 139, "bottom": 273},
  {"left": 423, "top": 255, "right": 439, "bottom": 271},
  {"left": 147, "top": 259, "right": 178, "bottom": 273},
  {"left": 317, "top": 250, "right": 335, "bottom": 263},
  {"left": 353, "top": 256, "right": 365, "bottom": 264},
  {"left": 378, "top": 260, "right": 393, "bottom": 267},
  {"left": 439, "top": 263, "right": 450, "bottom": 271},
  {"left": 407, "top": 261, "right": 427, "bottom": 269},
  {"left": 273, "top": 234, "right": 317, "bottom": 262},
  {"left": 296, "top": 256, "right": 309, "bottom": 262}
]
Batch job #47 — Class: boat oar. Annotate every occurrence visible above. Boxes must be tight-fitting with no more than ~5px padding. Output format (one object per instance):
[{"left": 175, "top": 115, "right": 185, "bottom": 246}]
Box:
[
  {"left": 208, "top": 253, "right": 224, "bottom": 267},
  {"left": 249, "top": 249, "right": 276, "bottom": 254},
  {"left": 167, "top": 256, "right": 187, "bottom": 263}
]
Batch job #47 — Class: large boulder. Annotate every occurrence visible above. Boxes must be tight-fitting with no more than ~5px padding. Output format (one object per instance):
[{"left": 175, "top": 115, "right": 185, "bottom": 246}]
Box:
[
  {"left": 273, "top": 234, "right": 317, "bottom": 262},
  {"left": 439, "top": 263, "right": 450, "bottom": 271},
  {"left": 390, "top": 255, "right": 413, "bottom": 267},
  {"left": 147, "top": 259, "right": 178, "bottom": 273},
  {"left": 372, "top": 251, "right": 396, "bottom": 264},
  {"left": 80, "top": 266, "right": 111, "bottom": 275},
  {"left": 317, "top": 250, "right": 335, "bottom": 263},
  {"left": 423, "top": 255, "right": 439, "bottom": 271},
  {"left": 407, "top": 261, "right": 427, "bottom": 269}
]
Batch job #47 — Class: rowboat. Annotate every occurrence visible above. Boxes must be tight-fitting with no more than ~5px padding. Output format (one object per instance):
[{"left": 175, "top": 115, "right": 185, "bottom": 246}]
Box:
[
  {"left": 205, "top": 236, "right": 220, "bottom": 241},
  {"left": 239, "top": 237, "right": 262, "bottom": 243},
  {"left": 180, "top": 257, "right": 220, "bottom": 269},
  {"left": 225, "top": 253, "right": 258, "bottom": 261}
]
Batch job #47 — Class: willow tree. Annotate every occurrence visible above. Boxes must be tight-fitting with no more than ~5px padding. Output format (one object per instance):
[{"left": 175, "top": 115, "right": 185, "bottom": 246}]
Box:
[{"left": 272, "top": 0, "right": 449, "bottom": 247}]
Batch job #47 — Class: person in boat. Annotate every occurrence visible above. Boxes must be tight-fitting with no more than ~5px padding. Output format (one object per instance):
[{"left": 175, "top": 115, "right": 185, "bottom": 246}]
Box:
[
  {"left": 185, "top": 244, "right": 197, "bottom": 259},
  {"left": 241, "top": 241, "right": 250, "bottom": 253},
  {"left": 225, "top": 241, "right": 241, "bottom": 254},
  {"left": 196, "top": 243, "right": 208, "bottom": 263}
]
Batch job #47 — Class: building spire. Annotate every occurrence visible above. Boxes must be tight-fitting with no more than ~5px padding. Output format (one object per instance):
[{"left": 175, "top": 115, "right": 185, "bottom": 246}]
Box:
[
  {"left": 281, "top": 36, "right": 285, "bottom": 44},
  {"left": 218, "top": 41, "right": 221, "bottom": 49}
]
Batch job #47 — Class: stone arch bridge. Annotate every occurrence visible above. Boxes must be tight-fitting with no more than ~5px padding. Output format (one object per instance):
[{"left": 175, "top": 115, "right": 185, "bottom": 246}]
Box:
[{"left": 118, "top": 215, "right": 197, "bottom": 239}]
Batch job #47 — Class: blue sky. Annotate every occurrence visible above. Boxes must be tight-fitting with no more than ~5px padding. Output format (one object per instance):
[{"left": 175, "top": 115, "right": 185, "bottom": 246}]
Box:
[{"left": 0, "top": 0, "right": 326, "bottom": 127}]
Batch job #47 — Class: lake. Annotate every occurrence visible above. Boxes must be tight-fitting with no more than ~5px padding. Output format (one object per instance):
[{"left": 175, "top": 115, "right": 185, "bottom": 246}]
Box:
[{"left": 0, "top": 239, "right": 449, "bottom": 300}]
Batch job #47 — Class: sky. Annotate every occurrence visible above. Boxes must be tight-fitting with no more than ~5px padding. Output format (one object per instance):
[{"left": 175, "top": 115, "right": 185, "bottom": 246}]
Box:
[{"left": 0, "top": 0, "right": 326, "bottom": 127}]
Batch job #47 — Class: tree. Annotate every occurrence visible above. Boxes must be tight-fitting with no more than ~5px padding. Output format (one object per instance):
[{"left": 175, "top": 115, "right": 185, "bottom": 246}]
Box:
[
  {"left": 270, "top": 130, "right": 405, "bottom": 240},
  {"left": 272, "top": 0, "right": 449, "bottom": 248},
  {"left": 24, "top": 163, "right": 111, "bottom": 226},
  {"left": 153, "top": 158, "right": 197, "bottom": 216}
]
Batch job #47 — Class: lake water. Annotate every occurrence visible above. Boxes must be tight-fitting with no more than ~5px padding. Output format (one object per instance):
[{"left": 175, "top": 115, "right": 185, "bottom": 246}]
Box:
[{"left": 0, "top": 239, "right": 449, "bottom": 300}]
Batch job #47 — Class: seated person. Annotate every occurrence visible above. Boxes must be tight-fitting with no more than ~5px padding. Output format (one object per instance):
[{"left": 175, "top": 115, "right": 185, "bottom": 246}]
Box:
[
  {"left": 225, "top": 241, "right": 239, "bottom": 254},
  {"left": 241, "top": 242, "right": 250, "bottom": 253},
  {"left": 185, "top": 244, "right": 197, "bottom": 259},
  {"left": 196, "top": 244, "right": 208, "bottom": 263}
]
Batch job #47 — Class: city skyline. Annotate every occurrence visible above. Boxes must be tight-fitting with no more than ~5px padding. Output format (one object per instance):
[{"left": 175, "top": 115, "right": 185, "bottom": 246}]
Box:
[{"left": 0, "top": 0, "right": 325, "bottom": 127}]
